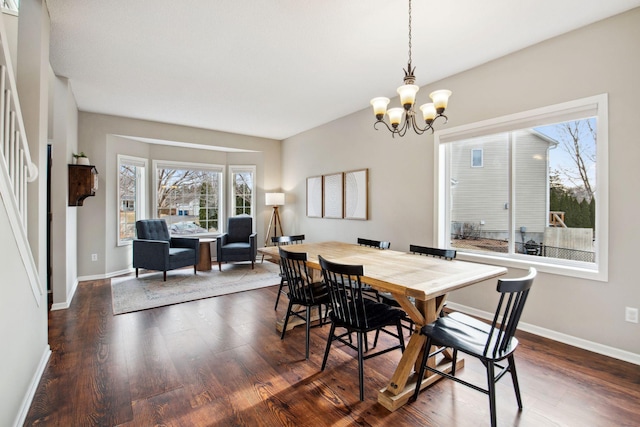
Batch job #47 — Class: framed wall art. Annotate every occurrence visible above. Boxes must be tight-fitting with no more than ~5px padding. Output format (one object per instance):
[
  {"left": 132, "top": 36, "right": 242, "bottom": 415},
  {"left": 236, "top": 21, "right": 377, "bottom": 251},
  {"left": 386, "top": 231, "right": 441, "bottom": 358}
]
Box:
[
  {"left": 344, "top": 168, "right": 368, "bottom": 220},
  {"left": 306, "top": 175, "right": 323, "bottom": 218},
  {"left": 323, "top": 173, "right": 343, "bottom": 219}
]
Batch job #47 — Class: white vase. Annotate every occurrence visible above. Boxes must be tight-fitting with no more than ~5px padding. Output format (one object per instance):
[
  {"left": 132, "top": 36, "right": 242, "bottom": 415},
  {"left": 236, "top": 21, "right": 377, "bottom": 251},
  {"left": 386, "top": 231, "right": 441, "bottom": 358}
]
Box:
[{"left": 77, "top": 157, "right": 90, "bottom": 165}]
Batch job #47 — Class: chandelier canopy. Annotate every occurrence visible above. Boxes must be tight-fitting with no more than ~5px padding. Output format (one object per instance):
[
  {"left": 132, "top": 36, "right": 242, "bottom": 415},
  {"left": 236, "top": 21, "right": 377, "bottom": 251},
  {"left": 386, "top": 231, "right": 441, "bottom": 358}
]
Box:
[{"left": 370, "top": 0, "right": 452, "bottom": 137}]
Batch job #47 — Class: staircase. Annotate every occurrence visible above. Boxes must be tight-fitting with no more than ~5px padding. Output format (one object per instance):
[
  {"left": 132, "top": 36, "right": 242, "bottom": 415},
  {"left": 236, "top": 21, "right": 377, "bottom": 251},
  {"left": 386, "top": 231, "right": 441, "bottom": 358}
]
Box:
[{"left": 0, "top": 6, "right": 41, "bottom": 304}]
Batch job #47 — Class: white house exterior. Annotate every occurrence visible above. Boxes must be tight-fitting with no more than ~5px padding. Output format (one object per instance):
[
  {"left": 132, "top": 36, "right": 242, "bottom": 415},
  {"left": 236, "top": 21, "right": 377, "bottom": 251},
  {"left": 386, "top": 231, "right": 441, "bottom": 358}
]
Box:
[{"left": 449, "top": 129, "right": 557, "bottom": 243}]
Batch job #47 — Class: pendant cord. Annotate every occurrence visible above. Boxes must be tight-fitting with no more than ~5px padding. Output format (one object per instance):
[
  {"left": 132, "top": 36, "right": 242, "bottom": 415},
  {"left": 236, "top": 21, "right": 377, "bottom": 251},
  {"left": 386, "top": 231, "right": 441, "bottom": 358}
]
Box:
[{"left": 408, "top": 0, "right": 412, "bottom": 66}]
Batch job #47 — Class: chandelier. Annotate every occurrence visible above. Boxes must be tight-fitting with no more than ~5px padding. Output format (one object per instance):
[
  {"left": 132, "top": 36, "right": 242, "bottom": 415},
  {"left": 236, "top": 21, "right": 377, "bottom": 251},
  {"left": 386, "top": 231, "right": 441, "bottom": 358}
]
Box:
[{"left": 370, "top": 0, "right": 452, "bottom": 137}]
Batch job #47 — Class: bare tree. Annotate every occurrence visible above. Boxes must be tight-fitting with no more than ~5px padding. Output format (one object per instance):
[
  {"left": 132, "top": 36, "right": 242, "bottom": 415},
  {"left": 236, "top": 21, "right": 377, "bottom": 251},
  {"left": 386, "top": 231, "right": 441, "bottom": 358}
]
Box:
[
  {"left": 554, "top": 119, "right": 596, "bottom": 201},
  {"left": 156, "top": 169, "right": 205, "bottom": 210},
  {"left": 119, "top": 165, "right": 136, "bottom": 200}
]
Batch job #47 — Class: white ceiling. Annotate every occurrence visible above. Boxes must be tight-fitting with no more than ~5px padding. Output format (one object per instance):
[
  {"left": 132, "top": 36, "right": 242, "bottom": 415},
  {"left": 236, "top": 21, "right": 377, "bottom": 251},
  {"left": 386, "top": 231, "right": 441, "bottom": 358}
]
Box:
[{"left": 46, "top": 0, "right": 640, "bottom": 141}]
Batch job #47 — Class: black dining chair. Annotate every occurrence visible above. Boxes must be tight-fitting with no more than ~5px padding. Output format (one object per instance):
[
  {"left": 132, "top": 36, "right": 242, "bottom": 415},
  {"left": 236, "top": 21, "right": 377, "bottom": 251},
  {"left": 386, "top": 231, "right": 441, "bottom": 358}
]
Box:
[
  {"left": 356, "top": 237, "right": 391, "bottom": 302},
  {"left": 357, "top": 237, "right": 391, "bottom": 250},
  {"left": 319, "top": 255, "right": 406, "bottom": 401},
  {"left": 272, "top": 234, "right": 305, "bottom": 310},
  {"left": 279, "top": 247, "right": 330, "bottom": 360},
  {"left": 410, "top": 267, "right": 537, "bottom": 427},
  {"left": 409, "top": 244, "right": 457, "bottom": 260}
]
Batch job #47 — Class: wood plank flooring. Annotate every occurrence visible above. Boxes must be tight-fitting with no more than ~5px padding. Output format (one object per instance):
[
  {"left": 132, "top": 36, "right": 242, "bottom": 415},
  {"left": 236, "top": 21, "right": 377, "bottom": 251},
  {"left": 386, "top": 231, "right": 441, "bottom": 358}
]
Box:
[{"left": 25, "top": 278, "right": 640, "bottom": 426}]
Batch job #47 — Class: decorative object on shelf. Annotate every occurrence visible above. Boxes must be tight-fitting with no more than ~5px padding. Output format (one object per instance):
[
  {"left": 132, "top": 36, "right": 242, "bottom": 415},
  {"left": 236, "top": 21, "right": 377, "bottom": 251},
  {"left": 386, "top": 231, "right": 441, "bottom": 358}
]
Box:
[
  {"left": 265, "top": 192, "right": 285, "bottom": 246},
  {"left": 370, "top": 0, "right": 452, "bottom": 138},
  {"left": 68, "top": 164, "right": 98, "bottom": 206},
  {"left": 73, "top": 152, "right": 90, "bottom": 165}
]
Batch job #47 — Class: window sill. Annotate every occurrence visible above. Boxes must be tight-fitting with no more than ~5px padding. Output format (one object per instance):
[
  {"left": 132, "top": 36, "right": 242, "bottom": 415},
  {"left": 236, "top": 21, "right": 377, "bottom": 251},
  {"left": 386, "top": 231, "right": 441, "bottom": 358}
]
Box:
[{"left": 455, "top": 251, "right": 607, "bottom": 282}]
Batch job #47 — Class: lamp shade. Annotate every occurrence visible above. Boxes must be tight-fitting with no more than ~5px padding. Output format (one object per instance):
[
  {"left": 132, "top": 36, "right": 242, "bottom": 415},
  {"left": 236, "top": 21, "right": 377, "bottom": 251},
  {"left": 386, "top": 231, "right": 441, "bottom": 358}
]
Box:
[{"left": 265, "top": 192, "right": 285, "bottom": 206}]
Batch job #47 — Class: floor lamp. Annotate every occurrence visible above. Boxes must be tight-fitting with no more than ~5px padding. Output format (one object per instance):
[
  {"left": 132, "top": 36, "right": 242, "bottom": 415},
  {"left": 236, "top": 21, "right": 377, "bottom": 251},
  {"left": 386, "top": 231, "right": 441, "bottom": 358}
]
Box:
[{"left": 265, "top": 192, "right": 285, "bottom": 246}]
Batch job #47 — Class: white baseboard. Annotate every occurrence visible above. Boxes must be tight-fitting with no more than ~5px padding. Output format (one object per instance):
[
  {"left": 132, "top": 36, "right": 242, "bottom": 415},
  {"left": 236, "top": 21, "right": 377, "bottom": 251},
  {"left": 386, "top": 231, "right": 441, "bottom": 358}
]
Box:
[
  {"left": 52, "top": 270, "right": 133, "bottom": 311},
  {"left": 49, "top": 279, "right": 79, "bottom": 311},
  {"left": 446, "top": 302, "right": 640, "bottom": 366},
  {"left": 13, "top": 345, "right": 51, "bottom": 427},
  {"left": 78, "top": 268, "right": 132, "bottom": 282}
]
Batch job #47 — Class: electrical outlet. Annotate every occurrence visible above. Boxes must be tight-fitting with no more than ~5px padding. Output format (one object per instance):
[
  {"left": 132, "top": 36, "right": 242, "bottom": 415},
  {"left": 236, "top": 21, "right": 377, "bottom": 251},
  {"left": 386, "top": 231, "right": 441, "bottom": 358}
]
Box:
[
  {"left": 91, "top": 253, "right": 98, "bottom": 262},
  {"left": 625, "top": 307, "right": 639, "bottom": 324}
]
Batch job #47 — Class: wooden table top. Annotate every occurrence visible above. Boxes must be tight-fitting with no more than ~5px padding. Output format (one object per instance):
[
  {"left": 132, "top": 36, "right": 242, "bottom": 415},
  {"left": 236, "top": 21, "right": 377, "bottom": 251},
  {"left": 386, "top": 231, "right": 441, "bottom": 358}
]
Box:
[{"left": 259, "top": 241, "right": 507, "bottom": 302}]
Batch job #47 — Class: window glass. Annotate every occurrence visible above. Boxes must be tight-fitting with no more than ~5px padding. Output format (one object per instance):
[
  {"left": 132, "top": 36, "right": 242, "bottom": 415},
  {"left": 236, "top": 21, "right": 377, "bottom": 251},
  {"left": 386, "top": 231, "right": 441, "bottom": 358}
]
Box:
[
  {"left": 230, "top": 165, "right": 256, "bottom": 221},
  {"left": 436, "top": 95, "right": 607, "bottom": 280},
  {"left": 118, "top": 156, "right": 146, "bottom": 245},
  {"left": 471, "top": 148, "right": 483, "bottom": 167},
  {"left": 155, "top": 162, "right": 223, "bottom": 235}
]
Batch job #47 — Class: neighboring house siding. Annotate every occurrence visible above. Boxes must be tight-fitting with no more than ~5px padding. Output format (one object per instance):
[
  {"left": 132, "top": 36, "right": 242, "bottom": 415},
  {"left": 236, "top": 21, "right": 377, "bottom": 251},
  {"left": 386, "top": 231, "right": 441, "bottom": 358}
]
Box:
[
  {"left": 514, "top": 130, "right": 550, "bottom": 239},
  {"left": 450, "top": 133, "right": 509, "bottom": 236},
  {"left": 450, "top": 130, "right": 552, "bottom": 240}
]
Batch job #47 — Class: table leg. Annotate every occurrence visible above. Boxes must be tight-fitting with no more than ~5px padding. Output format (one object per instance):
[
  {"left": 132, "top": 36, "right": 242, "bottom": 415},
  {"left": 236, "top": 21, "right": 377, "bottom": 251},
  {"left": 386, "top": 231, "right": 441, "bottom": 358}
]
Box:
[
  {"left": 196, "top": 240, "right": 213, "bottom": 271},
  {"left": 377, "top": 293, "right": 463, "bottom": 411}
]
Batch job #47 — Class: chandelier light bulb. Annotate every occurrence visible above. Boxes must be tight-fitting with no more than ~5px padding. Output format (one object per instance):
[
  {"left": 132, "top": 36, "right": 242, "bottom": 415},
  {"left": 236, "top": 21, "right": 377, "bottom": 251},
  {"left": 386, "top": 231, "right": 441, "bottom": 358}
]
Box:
[
  {"left": 429, "top": 89, "right": 452, "bottom": 114},
  {"left": 370, "top": 97, "right": 391, "bottom": 120},
  {"left": 397, "top": 84, "right": 419, "bottom": 110},
  {"left": 386, "top": 108, "right": 404, "bottom": 128},
  {"left": 419, "top": 103, "right": 437, "bottom": 124}
]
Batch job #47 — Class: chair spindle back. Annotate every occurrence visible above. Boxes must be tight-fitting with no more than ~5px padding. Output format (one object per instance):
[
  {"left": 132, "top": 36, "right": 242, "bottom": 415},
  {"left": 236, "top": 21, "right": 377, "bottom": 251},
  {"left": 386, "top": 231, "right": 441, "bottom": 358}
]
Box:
[
  {"left": 409, "top": 244, "right": 456, "bottom": 260},
  {"left": 485, "top": 267, "right": 536, "bottom": 358},
  {"left": 319, "top": 255, "right": 370, "bottom": 329},
  {"left": 279, "top": 248, "right": 322, "bottom": 304}
]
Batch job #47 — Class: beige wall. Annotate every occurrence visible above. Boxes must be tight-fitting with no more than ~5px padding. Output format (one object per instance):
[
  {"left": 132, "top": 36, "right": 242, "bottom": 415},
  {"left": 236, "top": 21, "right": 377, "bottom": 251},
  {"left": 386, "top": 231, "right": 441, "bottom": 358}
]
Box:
[
  {"left": 76, "top": 112, "right": 281, "bottom": 279},
  {"left": 282, "top": 9, "right": 640, "bottom": 357},
  {"left": 2, "top": 1, "right": 50, "bottom": 425}
]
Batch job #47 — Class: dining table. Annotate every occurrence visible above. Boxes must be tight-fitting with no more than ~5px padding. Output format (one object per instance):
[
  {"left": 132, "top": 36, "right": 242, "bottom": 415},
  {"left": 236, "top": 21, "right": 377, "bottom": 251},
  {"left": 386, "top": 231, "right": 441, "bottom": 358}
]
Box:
[{"left": 258, "top": 241, "right": 507, "bottom": 411}]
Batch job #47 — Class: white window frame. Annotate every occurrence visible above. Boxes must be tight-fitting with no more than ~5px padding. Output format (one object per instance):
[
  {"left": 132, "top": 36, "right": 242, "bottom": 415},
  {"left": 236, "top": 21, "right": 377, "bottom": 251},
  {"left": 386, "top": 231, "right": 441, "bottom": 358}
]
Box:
[
  {"left": 152, "top": 160, "right": 225, "bottom": 235},
  {"left": 117, "top": 155, "right": 147, "bottom": 246},
  {"left": 229, "top": 165, "right": 256, "bottom": 229},
  {"left": 471, "top": 148, "right": 483, "bottom": 167},
  {"left": 433, "top": 94, "right": 608, "bottom": 281}
]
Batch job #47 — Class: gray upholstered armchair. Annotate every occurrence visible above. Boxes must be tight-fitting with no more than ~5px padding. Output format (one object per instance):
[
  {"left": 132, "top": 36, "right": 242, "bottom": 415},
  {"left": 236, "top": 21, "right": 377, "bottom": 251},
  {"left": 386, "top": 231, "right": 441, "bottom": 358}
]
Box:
[
  {"left": 133, "top": 219, "right": 199, "bottom": 281},
  {"left": 216, "top": 215, "right": 257, "bottom": 271}
]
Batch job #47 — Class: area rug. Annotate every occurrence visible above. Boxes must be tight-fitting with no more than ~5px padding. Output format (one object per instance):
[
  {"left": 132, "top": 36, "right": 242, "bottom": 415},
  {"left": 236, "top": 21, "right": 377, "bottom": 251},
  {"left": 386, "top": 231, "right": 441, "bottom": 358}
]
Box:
[{"left": 111, "top": 262, "right": 281, "bottom": 315}]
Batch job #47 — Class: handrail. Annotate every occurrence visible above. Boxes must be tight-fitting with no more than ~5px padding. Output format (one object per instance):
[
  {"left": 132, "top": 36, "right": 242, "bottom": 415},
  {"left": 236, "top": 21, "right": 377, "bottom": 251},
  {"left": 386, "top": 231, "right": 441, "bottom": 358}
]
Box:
[
  {"left": 1, "top": 0, "right": 19, "bottom": 13},
  {"left": 0, "top": 11, "right": 38, "bottom": 230},
  {"left": 0, "top": 9, "right": 42, "bottom": 306}
]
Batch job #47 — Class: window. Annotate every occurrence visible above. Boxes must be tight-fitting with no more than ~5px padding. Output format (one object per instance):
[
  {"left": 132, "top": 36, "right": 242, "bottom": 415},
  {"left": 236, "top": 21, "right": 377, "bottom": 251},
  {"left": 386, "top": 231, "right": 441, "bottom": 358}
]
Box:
[
  {"left": 471, "top": 149, "right": 483, "bottom": 167},
  {"left": 230, "top": 165, "right": 256, "bottom": 220},
  {"left": 153, "top": 160, "right": 224, "bottom": 236},
  {"left": 118, "top": 155, "right": 147, "bottom": 245},
  {"left": 435, "top": 94, "right": 608, "bottom": 280}
]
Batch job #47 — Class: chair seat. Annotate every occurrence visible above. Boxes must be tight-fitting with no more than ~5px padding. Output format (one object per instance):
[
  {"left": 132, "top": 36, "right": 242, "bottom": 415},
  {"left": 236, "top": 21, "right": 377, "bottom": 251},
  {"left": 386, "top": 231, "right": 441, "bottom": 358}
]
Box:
[
  {"left": 330, "top": 299, "right": 406, "bottom": 332},
  {"left": 220, "top": 242, "right": 251, "bottom": 255},
  {"left": 288, "top": 281, "right": 331, "bottom": 306},
  {"left": 422, "top": 313, "right": 518, "bottom": 361},
  {"left": 169, "top": 247, "right": 195, "bottom": 260}
]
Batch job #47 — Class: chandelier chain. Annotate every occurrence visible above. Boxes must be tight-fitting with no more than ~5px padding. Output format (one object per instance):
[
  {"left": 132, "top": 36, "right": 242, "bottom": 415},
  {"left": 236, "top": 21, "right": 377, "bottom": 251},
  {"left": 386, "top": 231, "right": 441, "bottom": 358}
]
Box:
[{"left": 407, "top": 0, "right": 412, "bottom": 66}]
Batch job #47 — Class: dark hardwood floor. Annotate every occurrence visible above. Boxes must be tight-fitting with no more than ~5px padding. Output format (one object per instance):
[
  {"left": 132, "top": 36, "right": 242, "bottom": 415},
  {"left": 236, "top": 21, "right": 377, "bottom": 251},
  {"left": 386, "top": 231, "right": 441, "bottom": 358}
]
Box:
[{"left": 25, "top": 277, "right": 640, "bottom": 426}]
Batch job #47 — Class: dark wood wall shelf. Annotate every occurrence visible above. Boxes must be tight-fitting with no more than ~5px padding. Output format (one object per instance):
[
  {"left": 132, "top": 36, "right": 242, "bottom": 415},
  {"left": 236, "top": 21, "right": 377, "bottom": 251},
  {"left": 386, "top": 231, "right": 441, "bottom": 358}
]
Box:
[{"left": 68, "top": 164, "right": 98, "bottom": 206}]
